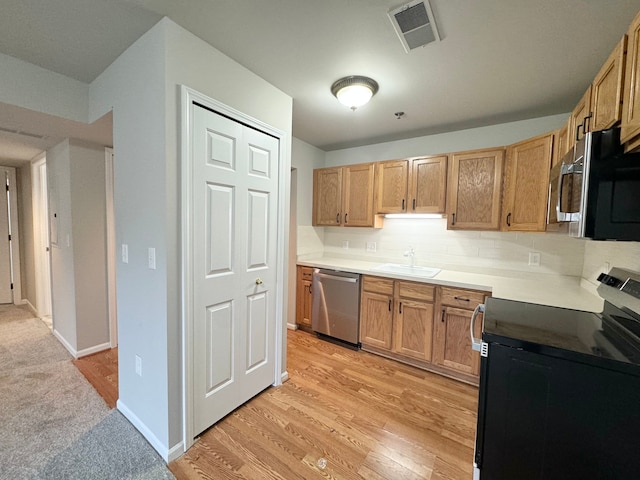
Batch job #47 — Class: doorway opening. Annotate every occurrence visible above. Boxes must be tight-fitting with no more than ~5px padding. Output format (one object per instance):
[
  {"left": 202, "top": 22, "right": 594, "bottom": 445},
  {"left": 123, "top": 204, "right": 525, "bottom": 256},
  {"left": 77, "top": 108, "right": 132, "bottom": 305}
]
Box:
[{"left": 31, "top": 156, "right": 52, "bottom": 323}]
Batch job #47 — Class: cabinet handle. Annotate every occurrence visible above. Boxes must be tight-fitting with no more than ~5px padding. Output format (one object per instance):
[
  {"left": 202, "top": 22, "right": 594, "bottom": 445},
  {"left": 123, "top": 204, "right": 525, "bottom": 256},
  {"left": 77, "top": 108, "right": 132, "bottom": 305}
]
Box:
[
  {"left": 575, "top": 122, "right": 583, "bottom": 142},
  {"left": 454, "top": 296, "right": 470, "bottom": 302},
  {"left": 388, "top": 299, "right": 392, "bottom": 311},
  {"left": 412, "top": 198, "right": 416, "bottom": 210},
  {"left": 336, "top": 213, "right": 340, "bottom": 224},
  {"left": 399, "top": 302, "right": 403, "bottom": 314},
  {"left": 506, "top": 212, "right": 512, "bottom": 227},
  {"left": 583, "top": 112, "right": 593, "bottom": 135},
  {"left": 309, "top": 285, "right": 312, "bottom": 295},
  {"left": 402, "top": 199, "right": 405, "bottom": 210},
  {"left": 451, "top": 213, "right": 456, "bottom": 225},
  {"left": 345, "top": 213, "right": 348, "bottom": 224},
  {"left": 441, "top": 309, "right": 446, "bottom": 322}
]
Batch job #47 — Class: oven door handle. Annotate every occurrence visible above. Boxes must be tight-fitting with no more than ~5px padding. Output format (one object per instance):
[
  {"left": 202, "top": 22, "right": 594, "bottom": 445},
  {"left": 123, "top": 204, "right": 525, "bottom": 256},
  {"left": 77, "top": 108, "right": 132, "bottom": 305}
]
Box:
[{"left": 470, "top": 303, "right": 485, "bottom": 352}]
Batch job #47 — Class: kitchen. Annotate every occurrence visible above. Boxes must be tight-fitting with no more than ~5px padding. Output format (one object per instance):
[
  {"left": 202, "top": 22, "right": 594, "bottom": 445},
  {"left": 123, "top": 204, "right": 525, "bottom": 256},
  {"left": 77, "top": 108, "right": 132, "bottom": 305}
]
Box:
[{"left": 292, "top": 4, "right": 640, "bottom": 479}]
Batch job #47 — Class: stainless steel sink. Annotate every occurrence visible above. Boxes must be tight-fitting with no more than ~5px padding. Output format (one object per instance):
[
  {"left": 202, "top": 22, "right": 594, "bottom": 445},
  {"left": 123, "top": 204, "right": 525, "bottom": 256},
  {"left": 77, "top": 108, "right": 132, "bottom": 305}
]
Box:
[{"left": 370, "top": 263, "right": 441, "bottom": 278}]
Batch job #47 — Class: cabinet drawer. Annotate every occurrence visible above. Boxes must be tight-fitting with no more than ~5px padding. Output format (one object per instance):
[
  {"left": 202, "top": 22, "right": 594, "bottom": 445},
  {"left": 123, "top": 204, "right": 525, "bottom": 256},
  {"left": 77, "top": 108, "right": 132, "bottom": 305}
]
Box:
[
  {"left": 362, "top": 275, "right": 394, "bottom": 295},
  {"left": 398, "top": 281, "right": 435, "bottom": 302},
  {"left": 300, "top": 267, "right": 313, "bottom": 281},
  {"left": 440, "top": 287, "right": 488, "bottom": 309}
]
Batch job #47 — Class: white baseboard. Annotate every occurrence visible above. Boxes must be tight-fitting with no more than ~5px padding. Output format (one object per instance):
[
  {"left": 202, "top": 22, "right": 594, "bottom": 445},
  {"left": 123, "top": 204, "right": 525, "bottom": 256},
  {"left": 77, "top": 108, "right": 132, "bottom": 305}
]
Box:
[
  {"left": 21, "top": 299, "right": 37, "bottom": 314},
  {"left": 117, "top": 399, "right": 183, "bottom": 463},
  {"left": 286, "top": 322, "right": 298, "bottom": 330},
  {"left": 53, "top": 329, "right": 78, "bottom": 357},
  {"left": 281, "top": 370, "right": 289, "bottom": 383},
  {"left": 76, "top": 342, "right": 111, "bottom": 358}
]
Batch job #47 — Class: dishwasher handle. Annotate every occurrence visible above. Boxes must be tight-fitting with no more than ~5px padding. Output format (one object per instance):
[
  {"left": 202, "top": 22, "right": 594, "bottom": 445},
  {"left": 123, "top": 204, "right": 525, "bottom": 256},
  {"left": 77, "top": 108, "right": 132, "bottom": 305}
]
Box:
[
  {"left": 470, "top": 303, "right": 485, "bottom": 352},
  {"left": 315, "top": 272, "right": 359, "bottom": 283}
]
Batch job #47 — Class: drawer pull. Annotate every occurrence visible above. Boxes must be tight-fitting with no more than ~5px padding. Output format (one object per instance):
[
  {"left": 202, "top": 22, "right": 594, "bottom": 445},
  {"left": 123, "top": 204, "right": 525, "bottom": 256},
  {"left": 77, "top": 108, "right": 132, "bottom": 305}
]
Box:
[
  {"left": 402, "top": 199, "right": 405, "bottom": 210},
  {"left": 454, "top": 296, "right": 470, "bottom": 302},
  {"left": 336, "top": 213, "right": 340, "bottom": 223}
]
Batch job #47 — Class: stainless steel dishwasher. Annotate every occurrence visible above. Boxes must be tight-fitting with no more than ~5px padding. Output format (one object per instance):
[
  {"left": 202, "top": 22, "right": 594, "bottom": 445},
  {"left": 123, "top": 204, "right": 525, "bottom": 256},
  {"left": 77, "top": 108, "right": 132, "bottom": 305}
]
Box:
[{"left": 311, "top": 268, "right": 361, "bottom": 347}]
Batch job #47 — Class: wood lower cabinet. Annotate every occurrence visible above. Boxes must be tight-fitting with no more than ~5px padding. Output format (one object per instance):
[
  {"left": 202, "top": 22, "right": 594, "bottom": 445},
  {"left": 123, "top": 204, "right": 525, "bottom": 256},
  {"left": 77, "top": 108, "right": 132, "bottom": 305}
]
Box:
[
  {"left": 433, "top": 286, "right": 488, "bottom": 379},
  {"left": 360, "top": 276, "right": 434, "bottom": 363},
  {"left": 447, "top": 148, "right": 504, "bottom": 230},
  {"left": 295, "top": 266, "right": 313, "bottom": 329},
  {"left": 501, "top": 132, "right": 554, "bottom": 232}
]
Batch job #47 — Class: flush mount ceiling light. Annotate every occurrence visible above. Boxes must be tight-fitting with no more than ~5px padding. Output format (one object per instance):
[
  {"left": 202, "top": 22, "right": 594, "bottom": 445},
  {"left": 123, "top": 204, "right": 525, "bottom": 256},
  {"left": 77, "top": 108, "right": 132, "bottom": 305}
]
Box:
[{"left": 331, "top": 76, "right": 379, "bottom": 110}]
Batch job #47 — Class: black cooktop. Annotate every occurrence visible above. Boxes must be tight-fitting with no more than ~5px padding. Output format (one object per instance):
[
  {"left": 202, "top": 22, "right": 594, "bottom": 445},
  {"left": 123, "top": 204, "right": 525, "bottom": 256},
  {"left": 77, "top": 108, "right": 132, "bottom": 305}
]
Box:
[{"left": 482, "top": 297, "right": 640, "bottom": 372}]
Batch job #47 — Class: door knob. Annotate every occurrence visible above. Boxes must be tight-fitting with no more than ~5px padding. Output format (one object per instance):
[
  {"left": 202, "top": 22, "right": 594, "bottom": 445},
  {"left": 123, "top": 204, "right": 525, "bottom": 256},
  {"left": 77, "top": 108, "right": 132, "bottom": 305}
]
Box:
[{"left": 255, "top": 278, "right": 263, "bottom": 285}]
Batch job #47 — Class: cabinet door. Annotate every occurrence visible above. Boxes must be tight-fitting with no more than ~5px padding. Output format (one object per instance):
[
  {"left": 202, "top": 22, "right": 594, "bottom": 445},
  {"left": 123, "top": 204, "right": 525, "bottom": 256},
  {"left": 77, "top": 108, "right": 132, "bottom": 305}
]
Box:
[
  {"left": 554, "top": 119, "right": 570, "bottom": 166},
  {"left": 433, "top": 306, "right": 482, "bottom": 376},
  {"left": 375, "top": 160, "right": 408, "bottom": 214},
  {"left": 313, "top": 167, "right": 342, "bottom": 226},
  {"left": 394, "top": 298, "right": 434, "bottom": 361},
  {"left": 502, "top": 133, "right": 553, "bottom": 232},
  {"left": 343, "top": 163, "right": 375, "bottom": 226},
  {"left": 409, "top": 155, "right": 447, "bottom": 213},
  {"left": 622, "top": 10, "right": 640, "bottom": 145},
  {"left": 448, "top": 149, "right": 504, "bottom": 230},
  {"left": 570, "top": 86, "right": 592, "bottom": 148},
  {"left": 360, "top": 291, "right": 394, "bottom": 351},
  {"left": 296, "top": 266, "right": 313, "bottom": 327},
  {"left": 591, "top": 35, "right": 627, "bottom": 132}
]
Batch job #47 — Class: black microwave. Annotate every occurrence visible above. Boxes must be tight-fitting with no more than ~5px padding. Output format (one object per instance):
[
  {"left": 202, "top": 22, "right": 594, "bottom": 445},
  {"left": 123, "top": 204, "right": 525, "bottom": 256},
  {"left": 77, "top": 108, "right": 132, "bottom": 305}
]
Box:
[{"left": 548, "top": 127, "right": 640, "bottom": 241}]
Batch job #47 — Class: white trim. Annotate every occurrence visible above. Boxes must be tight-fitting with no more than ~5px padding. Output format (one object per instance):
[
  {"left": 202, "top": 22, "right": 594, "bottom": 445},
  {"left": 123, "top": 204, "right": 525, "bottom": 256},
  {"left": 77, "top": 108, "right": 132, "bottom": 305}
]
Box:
[
  {"left": 117, "top": 399, "right": 183, "bottom": 463},
  {"left": 30, "top": 154, "right": 52, "bottom": 319},
  {"left": 287, "top": 322, "right": 298, "bottom": 330},
  {"left": 53, "top": 328, "right": 77, "bottom": 357},
  {"left": 1, "top": 166, "right": 22, "bottom": 305},
  {"left": 180, "top": 85, "right": 289, "bottom": 453},
  {"left": 21, "top": 298, "right": 37, "bottom": 314},
  {"left": 281, "top": 371, "right": 289, "bottom": 383},
  {"left": 105, "top": 147, "right": 117, "bottom": 348},
  {"left": 76, "top": 342, "right": 111, "bottom": 358}
]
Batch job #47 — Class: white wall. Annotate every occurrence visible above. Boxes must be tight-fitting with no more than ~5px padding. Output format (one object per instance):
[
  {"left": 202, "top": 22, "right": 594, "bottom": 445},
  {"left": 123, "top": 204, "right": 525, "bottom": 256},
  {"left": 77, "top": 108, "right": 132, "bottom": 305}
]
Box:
[
  {"left": 324, "top": 114, "right": 568, "bottom": 166},
  {"left": 89, "top": 17, "right": 293, "bottom": 458},
  {"left": 0, "top": 52, "right": 88, "bottom": 123},
  {"left": 46, "top": 139, "right": 110, "bottom": 355}
]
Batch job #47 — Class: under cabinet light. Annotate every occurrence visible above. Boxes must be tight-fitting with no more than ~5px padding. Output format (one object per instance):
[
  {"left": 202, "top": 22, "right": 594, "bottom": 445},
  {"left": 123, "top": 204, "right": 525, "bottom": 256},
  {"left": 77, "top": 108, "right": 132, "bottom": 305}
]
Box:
[{"left": 384, "top": 213, "right": 445, "bottom": 219}]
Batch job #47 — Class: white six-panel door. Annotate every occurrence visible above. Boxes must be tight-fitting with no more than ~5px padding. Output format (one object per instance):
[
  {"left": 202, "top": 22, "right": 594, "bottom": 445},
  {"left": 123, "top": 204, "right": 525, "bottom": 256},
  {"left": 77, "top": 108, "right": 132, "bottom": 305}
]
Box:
[{"left": 192, "top": 104, "right": 279, "bottom": 435}]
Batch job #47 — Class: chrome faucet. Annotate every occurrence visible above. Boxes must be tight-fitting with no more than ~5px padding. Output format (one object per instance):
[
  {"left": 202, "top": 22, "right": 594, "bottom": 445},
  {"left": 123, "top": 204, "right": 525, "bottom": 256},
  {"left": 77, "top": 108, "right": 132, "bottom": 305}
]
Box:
[{"left": 403, "top": 246, "right": 415, "bottom": 267}]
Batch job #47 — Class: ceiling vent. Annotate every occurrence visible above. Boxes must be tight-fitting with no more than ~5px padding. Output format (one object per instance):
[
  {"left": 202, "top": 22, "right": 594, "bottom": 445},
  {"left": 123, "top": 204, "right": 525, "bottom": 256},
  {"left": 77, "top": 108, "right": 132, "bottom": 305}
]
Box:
[{"left": 388, "top": 0, "right": 440, "bottom": 53}]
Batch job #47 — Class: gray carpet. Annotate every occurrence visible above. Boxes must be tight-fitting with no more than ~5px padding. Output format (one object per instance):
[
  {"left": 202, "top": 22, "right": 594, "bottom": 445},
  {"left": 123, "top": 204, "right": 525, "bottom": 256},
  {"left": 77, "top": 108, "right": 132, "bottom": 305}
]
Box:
[{"left": 0, "top": 304, "right": 175, "bottom": 479}]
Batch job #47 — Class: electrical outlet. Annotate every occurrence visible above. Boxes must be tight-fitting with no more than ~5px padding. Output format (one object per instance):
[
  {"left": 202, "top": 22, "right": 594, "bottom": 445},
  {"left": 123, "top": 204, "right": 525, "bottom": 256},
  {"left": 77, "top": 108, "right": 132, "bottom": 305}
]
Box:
[
  {"left": 135, "top": 355, "right": 142, "bottom": 377},
  {"left": 122, "top": 244, "right": 128, "bottom": 264},
  {"left": 366, "top": 241, "right": 377, "bottom": 252},
  {"left": 528, "top": 252, "right": 541, "bottom": 266},
  {"left": 342, "top": 240, "right": 349, "bottom": 249}
]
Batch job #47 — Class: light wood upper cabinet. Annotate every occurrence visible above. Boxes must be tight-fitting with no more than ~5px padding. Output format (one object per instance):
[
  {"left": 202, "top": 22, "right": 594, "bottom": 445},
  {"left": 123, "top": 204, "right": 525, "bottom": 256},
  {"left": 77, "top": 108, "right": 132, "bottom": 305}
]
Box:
[
  {"left": 313, "top": 164, "right": 380, "bottom": 227},
  {"left": 622, "top": 10, "right": 640, "bottom": 147},
  {"left": 591, "top": 35, "right": 627, "bottom": 132},
  {"left": 554, "top": 118, "right": 571, "bottom": 166},
  {"left": 374, "top": 155, "right": 447, "bottom": 214},
  {"left": 570, "top": 86, "right": 592, "bottom": 149},
  {"left": 313, "top": 167, "right": 342, "bottom": 226},
  {"left": 502, "top": 133, "right": 554, "bottom": 232},
  {"left": 409, "top": 155, "right": 447, "bottom": 213},
  {"left": 375, "top": 160, "right": 409, "bottom": 214},
  {"left": 447, "top": 148, "right": 504, "bottom": 230}
]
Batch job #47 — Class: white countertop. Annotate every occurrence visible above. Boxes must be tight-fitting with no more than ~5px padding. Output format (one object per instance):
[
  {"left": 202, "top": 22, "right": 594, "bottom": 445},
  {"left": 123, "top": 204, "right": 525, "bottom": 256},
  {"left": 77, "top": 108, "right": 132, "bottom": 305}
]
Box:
[{"left": 297, "top": 257, "right": 604, "bottom": 313}]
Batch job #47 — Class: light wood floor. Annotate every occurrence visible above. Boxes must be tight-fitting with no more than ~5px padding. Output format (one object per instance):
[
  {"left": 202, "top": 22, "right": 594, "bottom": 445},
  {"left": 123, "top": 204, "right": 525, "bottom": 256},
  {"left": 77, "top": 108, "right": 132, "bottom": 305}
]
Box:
[
  {"left": 73, "top": 330, "right": 478, "bottom": 479},
  {"left": 73, "top": 347, "right": 119, "bottom": 409},
  {"left": 170, "top": 330, "right": 479, "bottom": 480}
]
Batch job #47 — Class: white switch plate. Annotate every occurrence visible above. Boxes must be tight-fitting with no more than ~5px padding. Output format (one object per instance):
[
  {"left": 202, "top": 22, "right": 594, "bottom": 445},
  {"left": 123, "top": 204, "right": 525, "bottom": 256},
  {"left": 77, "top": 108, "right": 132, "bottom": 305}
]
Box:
[
  {"left": 366, "top": 241, "right": 377, "bottom": 252},
  {"left": 528, "top": 252, "right": 541, "bottom": 266},
  {"left": 342, "top": 240, "right": 349, "bottom": 249},
  {"left": 122, "top": 244, "right": 128, "bottom": 264},
  {"left": 148, "top": 247, "right": 156, "bottom": 269},
  {"left": 135, "top": 355, "right": 142, "bottom": 376}
]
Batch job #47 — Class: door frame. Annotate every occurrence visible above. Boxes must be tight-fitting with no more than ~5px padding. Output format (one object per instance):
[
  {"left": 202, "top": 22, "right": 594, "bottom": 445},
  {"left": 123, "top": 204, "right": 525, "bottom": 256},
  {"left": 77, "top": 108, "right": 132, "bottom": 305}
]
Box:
[
  {"left": 180, "top": 85, "right": 290, "bottom": 452},
  {"left": 30, "top": 155, "right": 51, "bottom": 317},
  {"left": 0, "top": 165, "right": 22, "bottom": 305},
  {"left": 105, "top": 148, "right": 117, "bottom": 347}
]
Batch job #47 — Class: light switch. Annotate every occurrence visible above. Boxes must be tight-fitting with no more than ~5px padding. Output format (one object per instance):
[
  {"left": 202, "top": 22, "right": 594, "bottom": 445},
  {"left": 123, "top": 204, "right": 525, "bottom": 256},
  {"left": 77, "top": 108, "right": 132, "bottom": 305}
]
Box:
[
  {"left": 122, "top": 244, "right": 128, "bottom": 263},
  {"left": 148, "top": 247, "right": 156, "bottom": 270}
]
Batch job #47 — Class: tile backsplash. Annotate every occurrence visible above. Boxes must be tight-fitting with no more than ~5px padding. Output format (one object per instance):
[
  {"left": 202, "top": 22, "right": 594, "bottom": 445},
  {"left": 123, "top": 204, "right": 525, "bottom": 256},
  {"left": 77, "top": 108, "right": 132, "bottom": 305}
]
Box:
[
  {"left": 582, "top": 240, "right": 640, "bottom": 285},
  {"left": 309, "top": 218, "right": 587, "bottom": 277}
]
